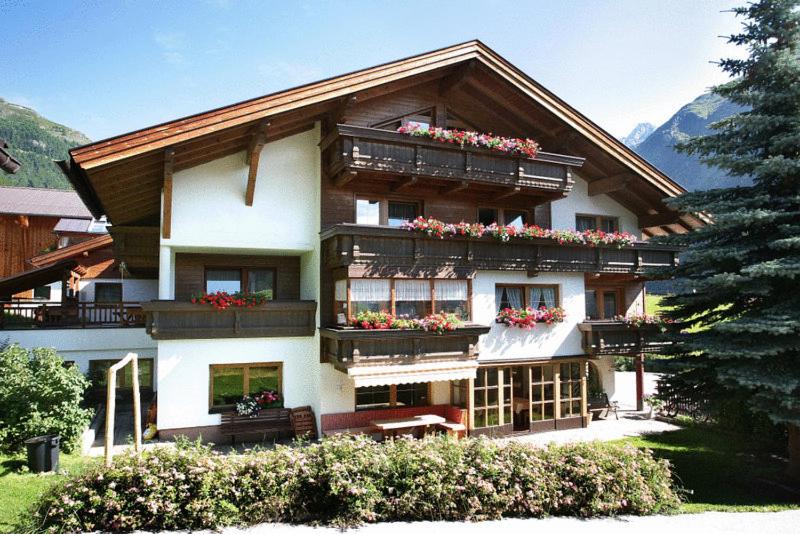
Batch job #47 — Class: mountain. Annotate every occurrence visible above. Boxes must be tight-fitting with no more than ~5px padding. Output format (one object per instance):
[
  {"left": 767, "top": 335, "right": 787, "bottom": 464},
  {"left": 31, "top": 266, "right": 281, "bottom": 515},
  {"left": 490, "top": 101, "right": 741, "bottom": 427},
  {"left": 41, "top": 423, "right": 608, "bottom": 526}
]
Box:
[
  {"left": 634, "top": 93, "right": 748, "bottom": 191},
  {"left": 0, "top": 98, "right": 91, "bottom": 189},
  {"left": 620, "top": 122, "right": 654, "bottom": 148}
]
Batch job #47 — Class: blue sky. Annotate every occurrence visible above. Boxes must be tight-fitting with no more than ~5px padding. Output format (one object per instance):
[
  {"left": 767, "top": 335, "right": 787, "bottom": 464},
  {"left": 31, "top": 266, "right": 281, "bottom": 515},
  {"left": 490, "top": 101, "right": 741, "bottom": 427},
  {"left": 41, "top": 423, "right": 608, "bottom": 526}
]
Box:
[{"left": 2, "top": 0, "right": 744, "bottom": 141}]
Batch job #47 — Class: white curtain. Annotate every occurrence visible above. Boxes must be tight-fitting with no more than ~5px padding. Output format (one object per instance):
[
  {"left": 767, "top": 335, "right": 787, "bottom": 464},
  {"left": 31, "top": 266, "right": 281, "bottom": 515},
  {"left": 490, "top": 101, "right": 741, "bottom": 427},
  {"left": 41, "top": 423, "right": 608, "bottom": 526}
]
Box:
[
  {"left": 435, "top": 280, "right": 468, "bottom": 301},
  {"left": 395, "top": 280, "right": 431, "bottom": 301},
  {"left": 495, "top": 286, "right": 505, "bottom": 311},
  {"left": 350, "top": 279, "right": 390, "bottom": 301},
  {"left": 507, "top": 287, "right": 523, "bottom": 309},
  {"left": 529, "top": 286, "right": 543, "bottom": 309},
  {"left": 335, "top": 279, "right": 348, "bottom": 301},
  {"left": 542, "top": 287, "right": 556, "bottom": 309}
]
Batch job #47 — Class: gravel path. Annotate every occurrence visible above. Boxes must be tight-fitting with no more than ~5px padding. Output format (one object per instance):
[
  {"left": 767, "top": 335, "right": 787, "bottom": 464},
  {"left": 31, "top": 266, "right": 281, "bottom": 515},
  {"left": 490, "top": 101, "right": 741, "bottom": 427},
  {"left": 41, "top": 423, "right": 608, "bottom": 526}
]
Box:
[{"left": 208, "top": 511, "right": 800, "bottom": 534}]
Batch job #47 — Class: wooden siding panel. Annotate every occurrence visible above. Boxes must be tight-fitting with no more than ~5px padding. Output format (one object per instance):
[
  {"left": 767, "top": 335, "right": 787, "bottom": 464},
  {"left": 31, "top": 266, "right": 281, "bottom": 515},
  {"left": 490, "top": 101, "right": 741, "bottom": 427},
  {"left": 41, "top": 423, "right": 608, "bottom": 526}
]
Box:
[{"left": 0, "top": 214, "right": 59, "bottom": 279}]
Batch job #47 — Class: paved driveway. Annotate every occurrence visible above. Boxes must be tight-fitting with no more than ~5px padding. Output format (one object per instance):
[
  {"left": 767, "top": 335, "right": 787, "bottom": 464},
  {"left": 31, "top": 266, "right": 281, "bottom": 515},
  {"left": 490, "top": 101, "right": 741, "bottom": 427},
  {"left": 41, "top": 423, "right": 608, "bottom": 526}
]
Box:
[{"left": 209, "top": 511, "right": 800, "bottom": 534}]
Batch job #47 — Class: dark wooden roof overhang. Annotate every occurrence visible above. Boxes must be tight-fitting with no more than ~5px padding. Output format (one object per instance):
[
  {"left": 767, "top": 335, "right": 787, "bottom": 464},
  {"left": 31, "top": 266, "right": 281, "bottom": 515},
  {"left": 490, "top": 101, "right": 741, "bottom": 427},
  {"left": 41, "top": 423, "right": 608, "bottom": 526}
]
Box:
[
  {"left": 0, "top": 259, "right": 78, "bottom": 299},
  {"left": 28, "top": 234, "right": 113, "bottom": 268},
  {"left": 61, "top": 40, "right": 701, "bottom": 232}
]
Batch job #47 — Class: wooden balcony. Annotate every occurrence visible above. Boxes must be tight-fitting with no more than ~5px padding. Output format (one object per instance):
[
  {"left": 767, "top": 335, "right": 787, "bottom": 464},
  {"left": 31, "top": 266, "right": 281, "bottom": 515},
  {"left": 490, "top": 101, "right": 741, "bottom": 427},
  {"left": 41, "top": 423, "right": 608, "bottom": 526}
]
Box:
[
  {"left": 319, "top": 324, "right": 490, "bottom": 371},
  {"left": 322, "top": 124, "right": 582, "bottom": 198},
  {"left": 321, "top": 224, "right": 680, "bottom": 278},
  {"left": 142, "top": 300, "right": 317, "bottom": 340},
  {"left": 578, "top": 321, "right": 671, "bottom": 356},
  {"left": 1, "top": 301, "right": 144, "bottom": 329}
]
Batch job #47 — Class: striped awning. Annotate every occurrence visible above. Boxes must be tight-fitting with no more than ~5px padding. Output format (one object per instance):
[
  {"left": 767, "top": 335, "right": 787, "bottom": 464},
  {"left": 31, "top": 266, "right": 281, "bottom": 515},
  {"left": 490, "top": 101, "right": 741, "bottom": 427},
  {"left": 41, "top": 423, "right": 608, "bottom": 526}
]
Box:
[{"left": 347, "top": 360, "right": 478, "bottom": 388}]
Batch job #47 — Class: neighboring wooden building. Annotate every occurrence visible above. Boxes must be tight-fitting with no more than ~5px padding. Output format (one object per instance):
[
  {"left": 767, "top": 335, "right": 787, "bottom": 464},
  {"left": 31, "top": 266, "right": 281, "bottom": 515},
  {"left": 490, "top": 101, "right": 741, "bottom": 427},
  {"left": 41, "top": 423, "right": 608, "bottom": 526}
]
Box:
[{"left": 30, "top": 41, "right": 695, "bottom": 439}]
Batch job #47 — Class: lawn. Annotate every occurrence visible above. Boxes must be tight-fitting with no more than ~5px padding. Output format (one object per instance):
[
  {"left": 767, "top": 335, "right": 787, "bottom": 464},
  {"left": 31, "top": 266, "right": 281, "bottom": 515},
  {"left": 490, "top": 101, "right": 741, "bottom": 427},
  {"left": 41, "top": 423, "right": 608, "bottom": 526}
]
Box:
[
  {"left": 616, "top": 425, "right": 800, "bottom": 512},
  {"left": 0, "top": 452, "right": 98, "bottom": 532}
]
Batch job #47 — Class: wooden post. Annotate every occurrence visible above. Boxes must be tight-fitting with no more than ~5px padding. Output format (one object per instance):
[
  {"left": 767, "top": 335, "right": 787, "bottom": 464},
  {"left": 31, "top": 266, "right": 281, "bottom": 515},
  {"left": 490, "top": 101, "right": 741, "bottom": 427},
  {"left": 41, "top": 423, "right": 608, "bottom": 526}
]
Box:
[
  {"left": 104, "top": 364, "right": 117, "bottom": 467},
  {"left": 635, "top": 353, "right": 645, "bottom": 411},
  {"left": 104, "top": 353, "right": 141, "bottom": 467},
  {"left": 131, "top": 356, "right": 142, "bottom": 453}
]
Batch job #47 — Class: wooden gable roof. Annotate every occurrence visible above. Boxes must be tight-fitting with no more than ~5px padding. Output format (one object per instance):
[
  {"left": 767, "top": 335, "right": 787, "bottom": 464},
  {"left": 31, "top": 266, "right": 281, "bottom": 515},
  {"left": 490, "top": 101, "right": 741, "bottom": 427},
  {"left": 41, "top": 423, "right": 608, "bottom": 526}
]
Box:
[{"left": 62, "top": 40, "right": 699, "bottom": 233}]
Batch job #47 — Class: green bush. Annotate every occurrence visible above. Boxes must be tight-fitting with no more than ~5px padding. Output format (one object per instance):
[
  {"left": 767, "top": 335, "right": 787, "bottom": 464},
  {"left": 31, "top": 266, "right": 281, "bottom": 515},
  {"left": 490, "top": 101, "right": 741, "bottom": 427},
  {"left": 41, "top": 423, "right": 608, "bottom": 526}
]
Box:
[
  {"left": 0, "top": 344, "right": 93, "bottom": 454},
  {"left": 27, "top": 435, "right": 680, "bottom": 532}
]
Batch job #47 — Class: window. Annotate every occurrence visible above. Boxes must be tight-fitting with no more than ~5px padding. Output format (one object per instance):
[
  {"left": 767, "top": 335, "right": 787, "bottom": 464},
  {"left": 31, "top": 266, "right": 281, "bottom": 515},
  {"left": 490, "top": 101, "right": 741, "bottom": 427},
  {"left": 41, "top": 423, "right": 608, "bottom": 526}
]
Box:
[
  {"left": 394, "top": 280, "right": 431, "bottom": 318},
  {"left": 575, "top": 214, "right": 619, "bottom": 232},
  {"left": 434, "top": 280, "right": 469, "bottom": 320},
  {"left": 205, "top": 268, "right": 275, "bottom": 297},
  {"left": 559, "top": 362, "right": 583, "bottom": 417},
  {"left": 495, "top": 284, "right": 558, "bottom": 311},
  {"left": 33, "top": 285, "right": 51, "bottom": 300},
  {"left": 451, "top": 379, "right": 468, "bottom": 408},
  {"left": 585, "top": 287, "right": 622, "bottom": 319},
  {"left": 355, "top": 383, "right": 430, "bottom": 411},
  {"left": 89, "top": 358, "right": 154, "bottom": 390},
  {"left": 356, "top": 197, "right": 420, "bottom": 226},
  {"left": 474, "top": 367, "right": 510, "bottom": 428},
  {"left": 350, "top": 279, "right": 391, "bottom": 315},
  {"left": 209, "top": 363, "right": 282, "bottom": 409},
  {"left": 478, "top": 207, "right": 529, "bottom": 227},
  {"left": 94, "top": 283, "right": 122, "bottom": 303},
  {"left": 529, "top": 364, "right": 555, "bottom": 421},
  {"left": 372, "top": 108, "right": 433, "bottom": 131},
  {"left": 336, "top": 279, "right": 471, "bottom": 322}
]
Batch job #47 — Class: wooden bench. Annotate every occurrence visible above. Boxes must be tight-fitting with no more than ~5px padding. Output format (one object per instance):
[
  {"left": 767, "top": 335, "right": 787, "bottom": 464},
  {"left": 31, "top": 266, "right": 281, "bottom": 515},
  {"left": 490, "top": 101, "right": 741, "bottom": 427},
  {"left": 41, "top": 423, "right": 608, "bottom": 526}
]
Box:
[
  {"left": 220, "top": 408, "right": 293, "bottom": 445},
  {"left": 436, "top": 421, "right": 466, "bottom": 438}
]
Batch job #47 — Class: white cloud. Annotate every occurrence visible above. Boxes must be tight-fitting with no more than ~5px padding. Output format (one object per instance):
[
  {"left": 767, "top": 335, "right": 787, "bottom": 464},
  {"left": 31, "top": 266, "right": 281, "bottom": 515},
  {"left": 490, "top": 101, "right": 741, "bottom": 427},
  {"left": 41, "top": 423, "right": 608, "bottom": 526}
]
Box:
[{"left": 153, "top": 31, "right": 188, "bottom": 65}]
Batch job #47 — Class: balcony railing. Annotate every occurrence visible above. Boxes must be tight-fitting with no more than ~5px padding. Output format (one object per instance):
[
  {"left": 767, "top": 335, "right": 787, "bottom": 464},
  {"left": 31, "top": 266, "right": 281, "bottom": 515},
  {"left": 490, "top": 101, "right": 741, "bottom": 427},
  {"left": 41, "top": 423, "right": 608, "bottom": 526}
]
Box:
[
  {"left": 0, "top": 301, "right": 145, "bottom": 329},
  {"left": 321, "top": 224, "right": 680, "bottom": 277},
  {"left": 319, "top": 324, "right": 490, "bottom": 371},
  {"left": 142, "top": 300, "right": 317, "bottom": 340},
  {"left": 578, "top": 320, "right": 671, "bottom": 356},
  {"left": 322, "top": 124, "right": 582, "bottom": 197}
]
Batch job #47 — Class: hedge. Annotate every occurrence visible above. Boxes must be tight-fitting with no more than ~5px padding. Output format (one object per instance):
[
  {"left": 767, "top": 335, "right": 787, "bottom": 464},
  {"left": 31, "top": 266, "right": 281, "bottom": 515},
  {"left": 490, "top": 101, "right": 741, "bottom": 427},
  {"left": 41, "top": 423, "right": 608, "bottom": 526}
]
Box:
[{"left": 25, "top": 435, "right": 680, "bottom": 532}]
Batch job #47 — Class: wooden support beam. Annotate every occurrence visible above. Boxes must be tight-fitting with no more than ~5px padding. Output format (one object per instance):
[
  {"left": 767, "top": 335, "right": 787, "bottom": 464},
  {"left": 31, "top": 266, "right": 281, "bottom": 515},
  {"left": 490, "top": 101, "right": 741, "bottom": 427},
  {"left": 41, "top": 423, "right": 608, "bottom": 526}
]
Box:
[
  {"left": 439, "top": 180, "right": 469, "bottom": 195},
  {"left": 334, "top": 170, "right": 357, "bottom": 188},
  {"left": 161, "top": 148, "right": 174, "bottom": 239},
  {"left": 588, "top": 173, "right": 631, "bottom": 196},
  {"left": 329, "top": 95, "right": 358, "bottom": 127},
  {"left": 245, "top": 120, "right": 270, "bottom": 206},
  {"left": 434, "top": 102, "right": 447, "bottom": 128},
  {"left": 493, "top": 186, "right": 521, "bottom": 201},
  {"left": 391, "top": 175, "right": 417, "bottom": 192},
  {"left": 439, "top": 60, "right": 476, "bottom": 96},
  {"left": 638, "top": 211, "right": 681, "bottom": 228}
]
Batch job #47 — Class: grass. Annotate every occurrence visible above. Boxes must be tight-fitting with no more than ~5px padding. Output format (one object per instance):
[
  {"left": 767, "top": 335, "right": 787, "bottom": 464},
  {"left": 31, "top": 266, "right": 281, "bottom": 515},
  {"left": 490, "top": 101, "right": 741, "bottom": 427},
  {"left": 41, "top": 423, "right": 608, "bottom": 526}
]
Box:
[
  {"left": 0, "top": 451, "right": 98, "bottom": 532},
  {"left": 646, "top": 293, "right": 669, "bottom": 316},
  {"left": 616, "top": 425, "right": 800, "bottom": 512}
]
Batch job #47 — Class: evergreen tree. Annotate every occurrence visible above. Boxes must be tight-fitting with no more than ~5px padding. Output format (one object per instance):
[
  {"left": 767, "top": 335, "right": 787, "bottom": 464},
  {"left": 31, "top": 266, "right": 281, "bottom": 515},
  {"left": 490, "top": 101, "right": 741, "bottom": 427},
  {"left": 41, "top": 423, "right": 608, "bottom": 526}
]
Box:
[{"left": 658, "top": 0, "right": 800, "bottom": 475}]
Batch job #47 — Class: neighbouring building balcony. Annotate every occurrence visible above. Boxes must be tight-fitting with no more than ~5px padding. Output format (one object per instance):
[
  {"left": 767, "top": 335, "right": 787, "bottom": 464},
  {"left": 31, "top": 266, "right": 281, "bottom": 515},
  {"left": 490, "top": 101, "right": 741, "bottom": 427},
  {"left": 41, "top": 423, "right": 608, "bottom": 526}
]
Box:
[
  {"left": 319, "top": 324, "right": 490, "bottom": 378},
  {"left": 322, "top": 124, "right": 582, "bottom": 199},
  {"left": 321, "top": 224, "right": 680, "bottom": 277},
  {"left": 142, "top": 300, "right": 317, "bottom": 340},
  {"left": 578, "top": 320, "right": 671, "bottom": 356},
  {"left": 0, "top": 300, "right": 145, "bottom": 329}
]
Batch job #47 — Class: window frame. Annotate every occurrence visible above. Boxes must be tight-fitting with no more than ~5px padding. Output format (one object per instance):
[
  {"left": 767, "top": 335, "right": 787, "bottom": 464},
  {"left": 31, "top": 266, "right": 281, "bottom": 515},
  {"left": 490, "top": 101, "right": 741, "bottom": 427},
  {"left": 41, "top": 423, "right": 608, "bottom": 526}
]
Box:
[
  {"left": 355, "top": 383, "right": 432, "bottom": 411},
  {"left": 584, "top": 284, "right": 625, "bottom": 320},
  {"left": 495, "top": 283, "right": 560, "bottom": 312},
  {"left": 94, "top": 282, "right": 123, "bottom": 303},
  {"left": 203, "top": 267, "right": 277, "bottom": 297},
  {"left": 355, "top": 195, "right": 422, "bottom": 227},
  {"left": 335, "top": 278, "right": 472, "bottom": 323},
  {"left": 477, "top": 207, "right": 531, "bottom": 227},
  {"left": 575, "top": 213, "right": 619, "bottom": 232},
  {"left": 208, "top": 362, "right": 283, "bottom": 412}
]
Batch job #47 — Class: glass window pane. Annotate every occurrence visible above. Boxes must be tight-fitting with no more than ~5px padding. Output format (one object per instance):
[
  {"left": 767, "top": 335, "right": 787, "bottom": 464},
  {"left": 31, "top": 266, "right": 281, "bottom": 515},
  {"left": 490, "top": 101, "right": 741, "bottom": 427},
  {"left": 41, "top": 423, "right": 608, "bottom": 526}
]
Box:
[
  {"left": 487, "top": 388, "right": 498, "bottom": 407},
  {"left": 396, "top": 383, "right": 429, "bottom": 407},
  {"left": 530, "top": 403, "right": 543, "bottom": 421},
  {"left": 601, "top": 217, "right": 618, "bottom": 233},
  {"left": 356, "top": 385, "right": 391, "bottom": 410},
  {"left": 206, "top": 270, "right": 241, "bottom": 294},
  {"left": 603, "top": 291, "right": 618, "bottom": 318},
  {"left": 544, "top": 402, "right": 554, "bottom": 420},
  {"left": 478, "top": 207, "right": 499, "bottom": 226},
  {"left": 249, "top": 365, "right": 280, "bottom": 395},
  {"left": 585, "top": 290, "right": 598, "bottom": 319},
  {"left": 543, "top": 365, "right": 554, "bottom": 382},
  {"left": 34, "top": 286, "right": 51, "bottom": 299},
  {"left": 212, "top": 367, "right": 244, "bottom": 406},
  {"left": 475, "top": 390, "right": 485, "bottom": 407},
  {"left": 356, "top": 199, "right": 381, "bottom": 225},
  {"left": 576, "top": 216, "right": 595, "bottom": 231},
  {"left": 474, "top": 409, "right": 487, "bottom": 428},
  {"left": 387, "top": 202, "right": 418, "bottom": 227},
  {"left": 95, "top": 283, "right": 122, "bottom": 303},
  {"left": 503, "top": 406, "right": 512, "bottom": 424},
  {"left": 247, "top": 269, "right": 274, "bottom": 298},
  {"left": 486, "top": 408, "right": 500, "bottom": 427},
  {"left": 504, "top": 210, "right": 527, "bottom": 228},
  {"left": 395, "top": 301, "right": 429, "bottom": 318},
  {"left": 476, "top": 369, "right": 486, "bottom": 388},
  {"left": 487, "top": 367, "right": 499, "bottom": 387}
]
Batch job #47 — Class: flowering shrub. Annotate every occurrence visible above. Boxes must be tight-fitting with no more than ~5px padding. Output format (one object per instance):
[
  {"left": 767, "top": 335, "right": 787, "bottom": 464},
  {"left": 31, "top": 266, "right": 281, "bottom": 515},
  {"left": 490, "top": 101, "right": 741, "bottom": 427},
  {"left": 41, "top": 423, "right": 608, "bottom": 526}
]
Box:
[
  {"left": 616, "top": 313, "right": 673, "bottom": 330},
  {"left": 398, "top": 123, "right": 540, "bottom": 159},
  {"left": 29, "top": 435, "right": 680, "bottom": 531},
  {"left": 400, "top": 216, "right": 637, "bottom": 248},
  {"left": 352, "top": 311, "right": 461, "bottom": 334},
  {"left": 496, "top": 306, "right": 566, "bottom": 328},
  {"left": 191, "top": 290, "right": 272, "bottom": 310},
  {"left": 235, "top": 389, "right": 282, "bottom": 417}
]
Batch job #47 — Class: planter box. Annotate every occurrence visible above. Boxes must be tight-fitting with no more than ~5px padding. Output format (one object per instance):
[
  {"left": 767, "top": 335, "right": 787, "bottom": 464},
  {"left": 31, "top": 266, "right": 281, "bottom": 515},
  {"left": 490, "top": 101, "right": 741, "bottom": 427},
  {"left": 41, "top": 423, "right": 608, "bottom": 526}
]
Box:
[{"left": 142, "top": 300, "right": 317, "bottom": 340}]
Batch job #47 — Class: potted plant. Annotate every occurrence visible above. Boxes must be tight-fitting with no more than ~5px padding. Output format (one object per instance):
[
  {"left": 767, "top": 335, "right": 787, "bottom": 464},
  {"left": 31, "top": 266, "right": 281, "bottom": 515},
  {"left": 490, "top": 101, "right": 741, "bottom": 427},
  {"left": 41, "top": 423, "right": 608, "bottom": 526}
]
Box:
[{"left": 642, "top": 394, "right": 664, "bottom": 419}]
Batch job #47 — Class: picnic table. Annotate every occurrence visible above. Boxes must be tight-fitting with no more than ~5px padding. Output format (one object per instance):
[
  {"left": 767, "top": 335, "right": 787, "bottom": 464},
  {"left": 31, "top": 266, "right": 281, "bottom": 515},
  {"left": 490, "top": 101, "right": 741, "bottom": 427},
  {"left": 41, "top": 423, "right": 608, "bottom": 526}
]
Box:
[{"left": 370, "top": 414, "right": 446, "bottom": 439}]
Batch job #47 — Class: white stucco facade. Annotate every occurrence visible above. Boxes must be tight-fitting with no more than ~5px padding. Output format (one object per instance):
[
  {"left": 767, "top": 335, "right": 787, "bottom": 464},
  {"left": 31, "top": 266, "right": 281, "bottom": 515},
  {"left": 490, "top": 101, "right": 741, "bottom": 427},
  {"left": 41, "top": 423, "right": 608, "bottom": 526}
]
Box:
[{"left": 550, "top": 173, "right": 639, "bottom": 235}]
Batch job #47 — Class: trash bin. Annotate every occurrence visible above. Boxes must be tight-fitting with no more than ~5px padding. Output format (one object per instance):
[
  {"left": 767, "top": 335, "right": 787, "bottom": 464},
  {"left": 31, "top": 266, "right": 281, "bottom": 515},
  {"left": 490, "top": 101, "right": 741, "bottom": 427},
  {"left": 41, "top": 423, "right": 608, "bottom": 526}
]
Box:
[{"left": 24, "top": 434, "right": 60, "bottom": 473}]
